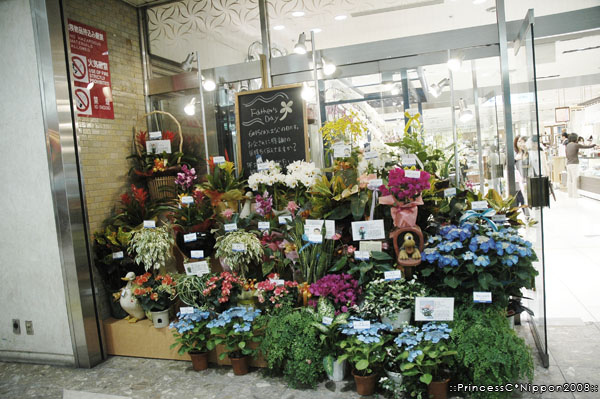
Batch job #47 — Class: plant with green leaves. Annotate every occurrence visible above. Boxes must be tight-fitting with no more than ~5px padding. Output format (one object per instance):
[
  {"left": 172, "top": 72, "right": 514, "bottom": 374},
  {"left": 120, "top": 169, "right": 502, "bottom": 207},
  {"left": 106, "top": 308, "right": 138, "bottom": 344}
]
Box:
[
  {"left": 214, "top": 230, "right": 263, "bottom": 279},
  {"left": 261, "top": 308, "right": 325, "bottom": 388},
  {"left": 360, "top": 277, "right": 427, "bottom": 320},
  {"left": 128, "top": 225, "right": 174, "bottom": 271},
  {"left": 337, "top": 317, "right": 392, "bottom": 376},
  {"left": 393, "top": 323, "right": 457, "bottom": 398},
  {"left": 169, "top": 308, "right": 214, "bottom": 355},
  {"left": 452, "top": 304, "right": 534, "bottom": 399},
  {"left": 174, "top": 274, "right": 211, "bottom": 309},
  {"left": 329, "top": 250, "right": 396, "bottom": 285},
  {"left": 206, "top": 306, "right": 261, "bottom": 359}
]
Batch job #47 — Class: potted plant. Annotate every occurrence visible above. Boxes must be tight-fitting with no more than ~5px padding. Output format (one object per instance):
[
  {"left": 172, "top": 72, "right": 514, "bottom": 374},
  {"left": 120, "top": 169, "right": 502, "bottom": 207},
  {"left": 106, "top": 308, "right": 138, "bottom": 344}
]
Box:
[
  {"left": 393, "top": 323, "right": 457, "bottom": 399},
  {"left": 131, "top": 272, "right": 177, "bottom": 328},
  {"left": 201, "top": 271, "right": 243, "bottom": 312},
  {"left": 169, "top": 308, "right": 214, "bottom": 371},
  {"left": 128, "top": 225, "right": 174, "bottom": 272},
  {"left": 110, "top": 184, "right": 169, "bottom": 230},
  {"left": 214, "top": 231, "right": 264, "bottom": 279},
  {"left": 361, "top": 277, "right": 427, "bottom": 330},
  {"left": 308, "top": 273, "right": 361, "bottom": 314},
  {"left": 338, "top": 316, "right": 391, "bottom": 396},
  {"left": 174, "top": 274, "right": 210, "bottom": 309},
  {"left": 200, "top": 159, "right": 246, "bottom": 213},
  {"left": 207, "top": 306, "right": 262, "bottom": 375},
  {"left": 255, "top": 274, "right": 299, "bottom": 315}
]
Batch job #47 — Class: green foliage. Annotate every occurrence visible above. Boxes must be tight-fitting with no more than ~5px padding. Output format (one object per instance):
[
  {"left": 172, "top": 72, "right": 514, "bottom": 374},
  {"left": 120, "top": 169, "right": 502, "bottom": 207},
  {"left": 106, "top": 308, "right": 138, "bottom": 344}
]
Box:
[
  {"left": 329, "top": 251, "right": 395, "bottom": 285},
  {"left": 261, "top": 309, "right": 325, "bottom": 388},
  {"left": 214, "top": 231, "right": 264, "bottom": 279},
  {"left": 360, "top": 278, "right": 428, "bottom": 319},
  {"left": 305, "top": 301, "right": 349, "bottom": 375},
  {"left": 337, "top": 328, "right": 390, "bottom": 376},
  {"left": 128, "top": 225, "right": 174, "bottom": 271},
  {"left": 452, "top": 305, "right": 534, "bottom": 399},
  {"left": 285, "top": 218, "right": 335, "bottom": 284},
  {"left": 170, "top": 309, "right": 213, "bottom": 355},
  {"left": 174, "top": 274, "right": 210, "bottom": 309}
]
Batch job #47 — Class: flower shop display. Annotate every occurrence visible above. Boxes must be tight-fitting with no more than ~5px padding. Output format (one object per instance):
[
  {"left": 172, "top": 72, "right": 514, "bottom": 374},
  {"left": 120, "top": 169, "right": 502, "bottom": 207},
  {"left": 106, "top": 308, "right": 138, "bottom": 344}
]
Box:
[
  {"left": 128, "top": 225, "right": 174, "bottom": 272},
  {"left": 200, "top": 159, "right": 245, "bottom": 213},
  {"left": 201, "top": 271, "right": 243, "bottom": 312},
  {"left": 255, "top": 274, "right": 299, "bottom": 314},
  {"left": 214, "top": 230, "right": 264, "bottom": 279},
  {"left": 308, "top": 303, "right": 350, "bottom": 381},
  {"left": 170, "top": 308, "right": 214, "bottom": 371},
  {"left": 174, "top": 274, "right": 210, "bottom": 309},
  {"left": 118, "top": 272, "right": 146, "bottom": 322},
  {"left": 131, "top": 272, "right": 177, "bottom": 327},
  {"left": 338, "top": 317, "right": 392, "bottom": 396},
  {"left": 379, "top": 167, "right": 431, "bottom": 228},
  {"left": 169, "top": 188, "right": 216, "bottom": 258},
  {"left": 393, "top": 323, "right": 457, "bottom": 399},
  {"left": 111, "top": 184, "right": 169, "bottom": 229},
  {"left": 309, "top": 273, "right": 361, "bottom": 314},
  {"left": 329, "top": 248, "right": 396, "bottom": 285},
  {"left": 207, "top": 307, "right": 262, "bottom": 375}
]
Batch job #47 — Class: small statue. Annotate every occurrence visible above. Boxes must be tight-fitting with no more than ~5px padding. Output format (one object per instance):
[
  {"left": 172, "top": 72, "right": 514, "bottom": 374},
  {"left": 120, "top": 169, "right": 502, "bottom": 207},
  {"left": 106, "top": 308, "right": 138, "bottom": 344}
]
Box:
[
  {"left": 119, "top": 272, "right": 145, "bottom": 323},
  {"left": 398, "top": 232, "right": 421, "bottom": 260}
]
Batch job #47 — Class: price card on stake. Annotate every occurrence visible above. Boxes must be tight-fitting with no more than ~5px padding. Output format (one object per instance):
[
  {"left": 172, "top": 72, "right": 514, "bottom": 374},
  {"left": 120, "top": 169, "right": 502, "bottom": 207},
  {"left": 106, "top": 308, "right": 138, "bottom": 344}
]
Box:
[
  {"left": 185, "top": 261, "right": 210, "bottom": 276},
  {"left": 180, "top": 307, "right": 194, "bottom": 315},
  {"left": 269, "top": 279, "right": 284, "bottom": 286},
  {"left": 149, "top": 131, "right": 162, "bottom": 140},
  {"left": 333, "top": 144, "right": 351, "bottom": 158},
  {"left": 353, "top": 320, "right": 371, "bottom": 330},
  {"left": 143, "top": 220, "right": 155, "bottom": 228},
  {"left": 232, "top": 243, "right": 246, "bottom": 252},
  {"left": 322, "top": 316, "right": 333, "bottom": 326},
  {"left": 415, "top": 297, "right": 454, "bottom": 321},
  {"left": 183, "top": 233, "right": 197, "bottom": 243},
  {"left": 257, "top": 161, "right": 269, "bottom": 171},
  {"left": 401, "top": 154, "right": 417, "bottom": 166},
  {"left": 367, "top": 179, "right": 383, "bottom": 190},
  {"left": 258, "top": 221, "right": 270, "bottom": 231},
  {"left": 384, "top": 270, "right": 403, "bottom": 281},
  {"left": 112, "top": 251, "right": 124, "bottom": 260},
  {"left": 405, "top": 170, "right": 421, "bottom": 179},
  {"left": 213, "top": 156, "right": 226, "bottom": 164},
  {"left": 471, "top": 201, "right": 488, "bottom": 210},
  {"left": 444, "top": 188, "right": 457, "bottom": 198},
  {"left": 224, "top": 223, "right": 237, "bottom": 232},
  {"left": 492, "top": 215, "right": 507, "bottom": 223},
  {"left": 364, "top": 151, "right": 378, "bottom": 160},
  {"left": 279, "top": 215, "right": 292, "bottom": 225},
  {"left": 354, "top": 251, "right": 370, "bottom": 261},
  {"left": 181, "top": 196, "right": 194, "bottom": 205},
  {"left": 473, "top": 292, "right": 492, "bottom": 303},
  {"left": 308, "top": 234, "right": 323, "bottom": 243},
  {"left": 190, "top": 250, "right": 204, "bottom": 259},
  {"left": 359, "top": 241, "right": 382, "bottom": 253}
]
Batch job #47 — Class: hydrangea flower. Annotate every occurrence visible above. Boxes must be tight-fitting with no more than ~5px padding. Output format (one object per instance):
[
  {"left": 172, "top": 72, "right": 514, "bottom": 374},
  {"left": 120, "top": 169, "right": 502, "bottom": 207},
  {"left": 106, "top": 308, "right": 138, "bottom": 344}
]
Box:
[
  {"left": 502, "top": 255, "right": 519, "bottom": 267},
  {"left": 340, "top": 317, "right": 391, "bottom": 344},
  {"left": 474, "top": 255, "right": 491, "bottom": 267},
  {"left": 462, "top": 251, "right": 476, "bottom": 260}
]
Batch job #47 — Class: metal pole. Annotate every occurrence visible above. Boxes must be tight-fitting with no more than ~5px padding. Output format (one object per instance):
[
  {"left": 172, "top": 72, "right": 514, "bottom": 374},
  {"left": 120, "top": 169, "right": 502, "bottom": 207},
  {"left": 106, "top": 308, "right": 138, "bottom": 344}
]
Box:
[
  {"left": 400, "top": 69, "right": 410, "bottom": 126},
  {"left": 138, "top": 8, "right": 152, "bottom": 116},
  {"left": 471, "top": 60, "right": 485, "bottom": 192},
  {"left": 311, "top": 31, "right": 324, "bottom": 167},
  {"left": 258, "top": 0, "right": 272, "bottom": 88},
  {"left": 449, "top": 50, "right": 460, "bottom": 187},
  {"left": 496, "top": 0, "right": 516, "bottom": 195},
  {"left": 196, "top": 51, "right": 210, "bottom": 172}
]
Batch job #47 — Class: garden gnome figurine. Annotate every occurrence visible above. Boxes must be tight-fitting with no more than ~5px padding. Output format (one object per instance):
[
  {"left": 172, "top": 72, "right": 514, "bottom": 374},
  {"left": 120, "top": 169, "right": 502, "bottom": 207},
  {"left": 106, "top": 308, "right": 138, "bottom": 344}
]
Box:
[{"left": 119, "top": 272, "right": 145, "bottom": 323}]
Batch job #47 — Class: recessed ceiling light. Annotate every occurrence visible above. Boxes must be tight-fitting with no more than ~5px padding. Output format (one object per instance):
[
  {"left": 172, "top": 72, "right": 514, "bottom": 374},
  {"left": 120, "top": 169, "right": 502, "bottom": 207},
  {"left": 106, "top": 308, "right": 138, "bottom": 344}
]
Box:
[
  {"left": 292, "top": 11, "right": 305, "bottom": 17},
  {"left": 334, "top": 15, "right": 347, "bottom": 21},
  {"left": 273, "top": 25, "right": 285, "bottom": 31},
  {"left": 311, "top": 28, "right": 322, "bottom": 33}
]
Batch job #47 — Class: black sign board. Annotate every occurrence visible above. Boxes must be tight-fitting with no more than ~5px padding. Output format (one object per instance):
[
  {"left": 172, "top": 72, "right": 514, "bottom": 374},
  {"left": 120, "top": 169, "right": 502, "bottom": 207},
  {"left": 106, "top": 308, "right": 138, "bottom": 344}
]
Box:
[{"left": 235, "top": 83, "right": 309, "bottom": 177}]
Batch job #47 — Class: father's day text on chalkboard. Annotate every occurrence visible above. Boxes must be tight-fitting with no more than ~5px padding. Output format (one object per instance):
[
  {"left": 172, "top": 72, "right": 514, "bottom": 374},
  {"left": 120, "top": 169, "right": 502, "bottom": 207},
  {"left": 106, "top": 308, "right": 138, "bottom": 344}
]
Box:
[{"left": 236, "top": 84, "right": 308, "bottom": 177}]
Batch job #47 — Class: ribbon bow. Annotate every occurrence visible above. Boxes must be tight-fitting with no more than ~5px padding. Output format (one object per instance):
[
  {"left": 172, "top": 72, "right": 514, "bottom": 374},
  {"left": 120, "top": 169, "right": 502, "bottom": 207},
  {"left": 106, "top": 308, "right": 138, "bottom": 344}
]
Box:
[{"left": 459, "top": 208, "right": 498, "bottom": 231}]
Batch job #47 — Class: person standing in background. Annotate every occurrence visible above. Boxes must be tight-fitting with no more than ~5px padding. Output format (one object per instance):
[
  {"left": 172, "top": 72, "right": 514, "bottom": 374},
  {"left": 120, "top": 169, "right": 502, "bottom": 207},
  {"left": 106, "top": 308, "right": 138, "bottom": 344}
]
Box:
[
  {"left": 558, "top": 131, "right": 568, "bottom": 157},
  {"left": 566, "top": 133, "right": 598, "bottom": 198},
  {"left": 514, "top": 136, "right": 530, "bottom": 216}
]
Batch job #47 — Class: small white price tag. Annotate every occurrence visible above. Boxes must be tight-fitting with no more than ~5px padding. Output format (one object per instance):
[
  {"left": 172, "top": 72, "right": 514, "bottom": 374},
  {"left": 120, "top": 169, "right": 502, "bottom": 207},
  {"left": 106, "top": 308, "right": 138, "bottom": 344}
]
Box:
[
  {"left": 471, "top": 201, "right": 488, "bottom": 210},
  {"left": 473, "top": 291, "right": 492, "bottom": 303},
  {"left": 181, "top": 196, "right": 194, "bottom": 205},
  {"left": 213, "top": 156, "right": 226, "bottom": 164},
  {"left": 143, "top": 220, "right": 156, "bottom": 228},
  {"left": 269, "top": 279, "right": 285, "bottom": 286},
  {"left": 364, "top": 151, "right": 378, "bottom": 160},
  {"left": 384, "top": 270, "right": 403, "bottom": 281},
  {"left": 401, "top": 154, "right": 417, "bottom": 166},
  {"left": 353, "top": 320, "right": 371, "bottom": 330},
  {"left": 190, "top": 250, "right": 204, "bottom": 259},
  {"left": 149, "top": 131, "right": 162, "bottom": 140},
  {"left": 257, "top": 161, "right": 268, "bottom": 171},
  {"left": 492, "top": 215, "right": 507, "bottom": 222},
  {"left": 258, "top": 221, "right": 270, "bottom": 231},
  {"left": 367, "top": 179, "right": 383, "bottom": 190},
  {"left": 112, "top": 251, "right": 124, "bottom": 260},
  {"left": 232, "top": 243, "right": 246, "bottom": 252},
  {"left": 322, "top": 316, "right": 333, "bottom": 325},
  {"left": 180, "top": 307, "right": 194, "bottom": 314},
  {"left": 279, "top": 215, "right": 292, "bottom": 225},
  {"left": 308, "top": 234, "right": 323, "bottom": 243},
  {"left": 224, "top": 223, "right": 237, "bottom": 232},
  {"left": 334, "top": 144, "right": 351, "bottom": 158},
  {"left": 444, "top": 188, "right": 457, "bottom": 198},
  {"left": 405, "top": 170, "right": 421, "bottom": 179},
  {"left": 184, "top": 233, "right": 197, "bottom": 243},
  {"left": 354, "top": 251, "right": 370, "bottom": 261},
  {"left": 185, "top": 261, "right": 210, "bottom": 276}
]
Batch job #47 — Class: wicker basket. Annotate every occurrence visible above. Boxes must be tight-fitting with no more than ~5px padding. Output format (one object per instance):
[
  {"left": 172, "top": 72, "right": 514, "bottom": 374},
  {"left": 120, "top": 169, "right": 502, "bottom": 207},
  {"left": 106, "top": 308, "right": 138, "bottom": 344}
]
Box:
[{"left": 134, "top": 110, "right": 184, "bottom": 201}]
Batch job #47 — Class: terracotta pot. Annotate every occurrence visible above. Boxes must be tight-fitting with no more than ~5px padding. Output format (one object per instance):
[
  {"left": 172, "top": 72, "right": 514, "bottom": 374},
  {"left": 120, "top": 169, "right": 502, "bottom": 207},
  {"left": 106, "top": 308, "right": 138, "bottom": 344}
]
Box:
[
  {"left": 230, "top": 356, "right": 249, "bottom": 376},
  {"left": 189, "top": 351, "right": 209, "bottom": 371},
  {"left": 352, "top": 369, "right": 378, "bottom": 396},
  {"left": 428, "top": 378, "right": 450, "bottom": 399}
]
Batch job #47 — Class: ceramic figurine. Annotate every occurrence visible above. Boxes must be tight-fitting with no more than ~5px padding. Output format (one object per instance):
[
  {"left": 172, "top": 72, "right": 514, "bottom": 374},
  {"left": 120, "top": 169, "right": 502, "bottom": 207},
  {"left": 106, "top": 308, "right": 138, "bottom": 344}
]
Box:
[
  {"left": 119, "top": 272, "right": 145, "bottom": 323},
  {"left": 239, "top": 191, "right": 253, "bottom": 219},
  {"left": 398, "top": 232, "right": 421, "bottom": 260}
]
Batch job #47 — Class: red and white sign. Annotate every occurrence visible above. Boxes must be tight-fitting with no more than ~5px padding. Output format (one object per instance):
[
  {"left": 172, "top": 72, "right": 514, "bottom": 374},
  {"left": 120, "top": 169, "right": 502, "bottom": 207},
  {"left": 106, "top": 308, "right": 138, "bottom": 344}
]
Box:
[{"left": 68, "top": 19, "right": 114, "bottom": 119}]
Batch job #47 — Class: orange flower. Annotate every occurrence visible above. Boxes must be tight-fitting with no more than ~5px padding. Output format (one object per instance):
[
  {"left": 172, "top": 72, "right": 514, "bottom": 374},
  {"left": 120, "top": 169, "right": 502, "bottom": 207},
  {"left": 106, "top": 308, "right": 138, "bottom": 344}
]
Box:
[
  {"left": 150, "top": 292, "right": 158, "bottom": 301},
  {"left": 152, "top": 158, "right": 167, "bottom": 173},
  {"left": 133, "top": 288, "right": 143, "bottom": 296}
]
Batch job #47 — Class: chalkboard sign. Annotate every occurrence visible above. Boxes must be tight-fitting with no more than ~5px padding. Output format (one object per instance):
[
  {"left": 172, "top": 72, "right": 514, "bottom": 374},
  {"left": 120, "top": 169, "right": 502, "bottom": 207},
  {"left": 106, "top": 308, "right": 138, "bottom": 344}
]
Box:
[{"left": 235, "top": 83, "right": 309, "bottom": 177}]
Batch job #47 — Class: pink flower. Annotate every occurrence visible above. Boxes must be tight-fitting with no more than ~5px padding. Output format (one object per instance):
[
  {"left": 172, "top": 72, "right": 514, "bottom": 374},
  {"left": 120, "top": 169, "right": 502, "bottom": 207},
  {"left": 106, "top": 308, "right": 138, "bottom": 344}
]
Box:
[
  {"left": 286, "top": 201, "right": 299, "bottom": 213},
  {"left": 221, "top": 208, "right": 234, "bottom": 220},
  {"left": 346, "top": 245, "right": 356, "bottom": 255}
]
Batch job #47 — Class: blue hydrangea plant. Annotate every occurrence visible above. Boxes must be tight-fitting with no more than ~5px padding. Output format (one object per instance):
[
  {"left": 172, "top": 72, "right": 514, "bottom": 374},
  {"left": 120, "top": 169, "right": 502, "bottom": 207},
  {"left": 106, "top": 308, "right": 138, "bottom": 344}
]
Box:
[{"left": 207, "top": 306, "right": 262, "bottom": 359}]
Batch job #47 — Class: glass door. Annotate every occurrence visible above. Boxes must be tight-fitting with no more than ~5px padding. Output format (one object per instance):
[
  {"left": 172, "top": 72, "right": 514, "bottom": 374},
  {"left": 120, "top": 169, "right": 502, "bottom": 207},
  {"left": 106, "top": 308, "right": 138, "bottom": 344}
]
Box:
[{"left": 509, "top": 10, "right": 549, "bottom": 368}]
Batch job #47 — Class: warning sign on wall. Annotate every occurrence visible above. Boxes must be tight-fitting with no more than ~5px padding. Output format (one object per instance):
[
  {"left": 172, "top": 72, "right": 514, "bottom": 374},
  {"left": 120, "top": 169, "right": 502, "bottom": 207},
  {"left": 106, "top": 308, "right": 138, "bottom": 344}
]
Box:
[{"left": 68, "top": 19, "right": 114, "bottom": 119}]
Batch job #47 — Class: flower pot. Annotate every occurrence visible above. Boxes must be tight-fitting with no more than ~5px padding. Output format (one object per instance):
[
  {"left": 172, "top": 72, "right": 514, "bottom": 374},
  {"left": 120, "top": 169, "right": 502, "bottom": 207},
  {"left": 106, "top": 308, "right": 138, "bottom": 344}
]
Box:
[
  {"left": 508, "top": 315, "right": 515, "bottom": 329},
  {"left": 230, "top": 356, "right": 249, "bottom": 376},
  {"left": 382, "top": 308, "right": 412, "bottom": 330},
  {"left": 352, "top": 369, "right": 378, "bottom": 396},
  {"left": 326, "top": 358, "right": 347, "bottom": 382},
  {"left": 189, "top": 351, "right": 209, "bottom": 371},
  {"left": 150, "top": 309, "right": 170, "bottom": 328},
  {"left": 384, "top": 368, "right": 403, "bottom": 386},
  {"left": 428, "top": 378, "right": 450, "bottom": 399}
]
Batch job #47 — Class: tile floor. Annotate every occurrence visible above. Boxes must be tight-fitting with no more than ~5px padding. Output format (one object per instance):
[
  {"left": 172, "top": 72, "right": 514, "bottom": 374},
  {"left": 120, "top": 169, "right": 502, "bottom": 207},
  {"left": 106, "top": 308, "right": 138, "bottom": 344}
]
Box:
[{"left": 0, "top": 191, "right": 599, "bottom": 399}]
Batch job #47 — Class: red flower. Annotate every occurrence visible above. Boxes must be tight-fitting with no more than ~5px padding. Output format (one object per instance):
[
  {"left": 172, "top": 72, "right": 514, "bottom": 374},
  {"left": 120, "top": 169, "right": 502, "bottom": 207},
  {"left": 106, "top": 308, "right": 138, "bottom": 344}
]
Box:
[
  {"left": 133, "top": 288, "right": 143, "bottom": 296},
  {"left": 131, "top": 184, "right": 148, "bottom": 208},
  {"left": 162, "top": 131, "right": 175, "bottom": 142},
  {"left": 120, "top": 193, "right": 131, "bottom": 205},
  {"left": 136, "top": 131, "right": 147, "bottom": 148},
  {"left": 150, "top": 292, "right": 158, "bottom": 301}
]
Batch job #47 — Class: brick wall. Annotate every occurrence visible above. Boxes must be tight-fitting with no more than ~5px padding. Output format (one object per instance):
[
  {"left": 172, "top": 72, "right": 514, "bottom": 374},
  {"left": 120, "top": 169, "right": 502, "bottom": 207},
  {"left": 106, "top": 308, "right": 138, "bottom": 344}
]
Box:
[{"left": 65, "top": 0, "right": 146, "bottom": 235}]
